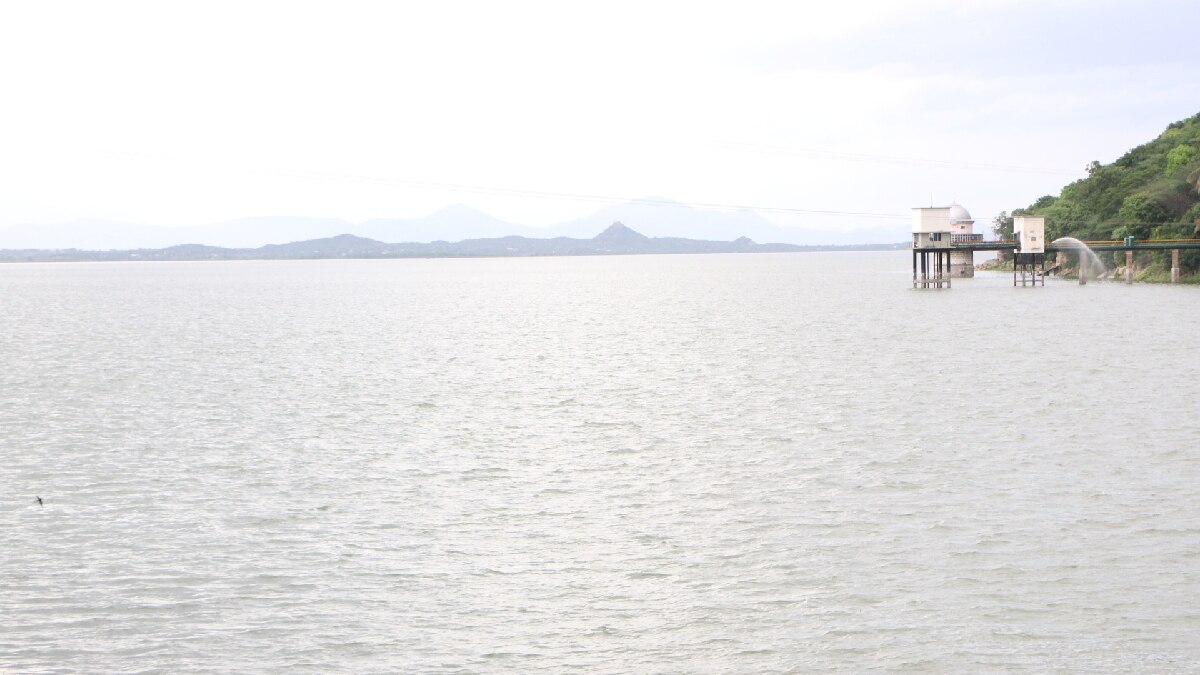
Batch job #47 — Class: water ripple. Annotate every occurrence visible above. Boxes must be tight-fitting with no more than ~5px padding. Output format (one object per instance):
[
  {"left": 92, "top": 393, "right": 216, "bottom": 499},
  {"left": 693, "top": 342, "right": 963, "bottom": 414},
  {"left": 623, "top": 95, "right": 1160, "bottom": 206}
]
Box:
[{"left": 1, "top": 255, "right": 1198, "bottom": 673}]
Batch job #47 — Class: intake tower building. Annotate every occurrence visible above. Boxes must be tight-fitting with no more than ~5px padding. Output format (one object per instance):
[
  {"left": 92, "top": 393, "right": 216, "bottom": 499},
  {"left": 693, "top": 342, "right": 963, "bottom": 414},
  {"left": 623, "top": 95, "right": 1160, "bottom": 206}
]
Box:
[{"left": 948, "top": 202, "right": 978, "bottom": 277}]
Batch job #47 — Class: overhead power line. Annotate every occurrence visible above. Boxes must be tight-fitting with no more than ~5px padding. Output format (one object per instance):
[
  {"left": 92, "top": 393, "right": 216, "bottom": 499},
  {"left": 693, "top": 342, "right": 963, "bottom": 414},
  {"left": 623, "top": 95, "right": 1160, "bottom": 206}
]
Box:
[
  {"left": 108, "top": 146, "right": 1042, "bottom": 221},
  {"left": 715, "top": 141, "right": 1081, "bottom": 176}
]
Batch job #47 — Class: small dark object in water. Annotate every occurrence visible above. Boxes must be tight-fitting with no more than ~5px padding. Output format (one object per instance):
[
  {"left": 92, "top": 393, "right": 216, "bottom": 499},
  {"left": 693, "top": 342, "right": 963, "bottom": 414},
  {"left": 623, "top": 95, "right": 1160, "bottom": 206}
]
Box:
[{"left": 36, "top": 496, "right": 43, "bottom": 506}]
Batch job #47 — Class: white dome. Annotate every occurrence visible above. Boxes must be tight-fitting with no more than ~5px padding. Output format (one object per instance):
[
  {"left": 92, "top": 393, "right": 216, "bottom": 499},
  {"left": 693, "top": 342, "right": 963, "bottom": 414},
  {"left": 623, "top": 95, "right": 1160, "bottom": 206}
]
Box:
[{"left": 948, "top": 203, "right": 973, "bottom": 224}]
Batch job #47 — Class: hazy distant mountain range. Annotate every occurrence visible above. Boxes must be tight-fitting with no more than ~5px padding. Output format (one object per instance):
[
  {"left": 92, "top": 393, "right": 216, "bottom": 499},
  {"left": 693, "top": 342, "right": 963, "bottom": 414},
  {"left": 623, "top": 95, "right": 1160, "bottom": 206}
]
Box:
[
  {"left": 0, "top": 199, "right": 908, "bottom": 250},
  {"left": 0, "top": 223, "right": 906, "bottom": 263}
]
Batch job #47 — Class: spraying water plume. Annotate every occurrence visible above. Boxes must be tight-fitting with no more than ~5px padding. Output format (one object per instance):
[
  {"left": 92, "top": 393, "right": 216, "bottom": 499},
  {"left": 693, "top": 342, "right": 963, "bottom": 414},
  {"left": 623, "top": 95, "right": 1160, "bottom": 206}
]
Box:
[{"left": 1052, "top": 237, "right": 1107, "bottom": 280}]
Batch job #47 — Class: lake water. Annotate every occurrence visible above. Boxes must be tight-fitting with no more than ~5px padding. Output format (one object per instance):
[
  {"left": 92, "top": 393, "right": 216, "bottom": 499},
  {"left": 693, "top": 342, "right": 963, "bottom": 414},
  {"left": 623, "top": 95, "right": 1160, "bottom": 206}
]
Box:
[{"left": 2, "top": 252, "right": 1198, "bottom": 673}]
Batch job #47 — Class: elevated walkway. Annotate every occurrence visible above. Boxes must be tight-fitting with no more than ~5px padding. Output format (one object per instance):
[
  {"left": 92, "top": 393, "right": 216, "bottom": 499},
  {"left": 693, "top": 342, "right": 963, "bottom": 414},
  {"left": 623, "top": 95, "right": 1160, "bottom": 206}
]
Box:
[{"left": 947, "top": 238, "right": 1200, "bottom": 252}]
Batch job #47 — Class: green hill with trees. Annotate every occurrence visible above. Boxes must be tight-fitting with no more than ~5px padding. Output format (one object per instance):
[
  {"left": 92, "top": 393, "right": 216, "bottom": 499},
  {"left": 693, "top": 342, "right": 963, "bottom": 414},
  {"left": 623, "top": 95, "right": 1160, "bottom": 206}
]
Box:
[{"left": 993, "top": 112, "right": 1200, "bottom": 277}]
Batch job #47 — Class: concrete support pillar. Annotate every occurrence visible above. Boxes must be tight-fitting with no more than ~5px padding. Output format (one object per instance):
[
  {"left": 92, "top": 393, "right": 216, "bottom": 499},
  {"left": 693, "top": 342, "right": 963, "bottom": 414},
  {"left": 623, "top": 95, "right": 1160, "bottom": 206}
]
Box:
[
  {"left": 1172, "top": 249, "right": 1181, "bottom": 284},
  {"left": 1079, "top": 255, "right": 1087, "bottom": 285},
  {"left": 1126, "top": 250, "right": 1134, "bottom": 284}
]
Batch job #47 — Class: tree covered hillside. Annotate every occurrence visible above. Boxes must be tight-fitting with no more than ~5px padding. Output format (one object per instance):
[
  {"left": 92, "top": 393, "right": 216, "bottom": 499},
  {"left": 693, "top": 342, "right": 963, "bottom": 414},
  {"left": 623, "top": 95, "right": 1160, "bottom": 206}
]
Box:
[{"left": 997, "top": 112, "right": 1200, "bottom": 245}]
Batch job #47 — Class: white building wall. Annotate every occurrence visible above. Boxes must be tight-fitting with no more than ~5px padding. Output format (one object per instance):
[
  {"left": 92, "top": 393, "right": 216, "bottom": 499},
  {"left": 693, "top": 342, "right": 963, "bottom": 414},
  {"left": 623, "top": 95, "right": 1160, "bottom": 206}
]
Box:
[
  {"left": 912, "top": 207, "right": 951, "bottom": 233},
  {"left": 913, "top": 232, "right": 951, "bottom": 248},
  {"left": 1014, "top": 216, "right": 1046, "bottom": 253}
]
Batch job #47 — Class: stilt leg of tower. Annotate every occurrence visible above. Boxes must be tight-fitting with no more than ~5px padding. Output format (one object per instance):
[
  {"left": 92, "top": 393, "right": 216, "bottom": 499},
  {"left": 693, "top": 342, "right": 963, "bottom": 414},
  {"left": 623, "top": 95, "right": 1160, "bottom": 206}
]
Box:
[
  {"left": 911, "top": 248, "right": 953, "bottom": 289},
  {"left": 1013, "top": 253, "right": 1045, "bottom": 287}
]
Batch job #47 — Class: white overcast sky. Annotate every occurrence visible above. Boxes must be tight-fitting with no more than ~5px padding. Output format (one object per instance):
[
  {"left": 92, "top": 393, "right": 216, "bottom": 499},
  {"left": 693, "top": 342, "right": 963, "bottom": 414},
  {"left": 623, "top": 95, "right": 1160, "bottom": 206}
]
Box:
[{"left": 1, "top": 0, "right": 1198, "bottom": 232}]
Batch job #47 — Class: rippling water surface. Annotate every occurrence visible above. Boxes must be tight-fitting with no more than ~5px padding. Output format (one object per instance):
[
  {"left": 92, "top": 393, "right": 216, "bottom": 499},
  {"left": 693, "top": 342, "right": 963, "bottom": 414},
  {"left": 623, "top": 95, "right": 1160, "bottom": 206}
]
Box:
[{"left": 2, "top": 253, "right": 1198, "bottom": 673}]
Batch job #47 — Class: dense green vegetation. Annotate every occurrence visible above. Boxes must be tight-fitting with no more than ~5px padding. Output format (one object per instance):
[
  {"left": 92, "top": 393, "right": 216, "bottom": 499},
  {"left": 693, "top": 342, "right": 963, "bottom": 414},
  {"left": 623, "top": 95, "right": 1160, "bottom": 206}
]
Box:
[{"left": 992, "top": 112, "right": 1200, "bottom": 274}]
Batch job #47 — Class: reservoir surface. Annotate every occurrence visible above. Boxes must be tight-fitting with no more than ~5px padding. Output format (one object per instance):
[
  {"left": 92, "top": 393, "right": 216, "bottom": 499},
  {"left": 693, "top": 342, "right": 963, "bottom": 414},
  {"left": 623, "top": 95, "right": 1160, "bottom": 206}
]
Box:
[{"left": 2, "top": 252, "right": 1198, "bottom": 673}]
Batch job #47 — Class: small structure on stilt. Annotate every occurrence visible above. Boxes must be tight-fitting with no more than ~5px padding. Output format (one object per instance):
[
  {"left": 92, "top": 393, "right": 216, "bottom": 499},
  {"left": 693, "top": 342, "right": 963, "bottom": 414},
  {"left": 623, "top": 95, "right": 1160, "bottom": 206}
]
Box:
[
  {"left": 912, "top": 207, "right": 952, "bottom": 289},
  {"left": 1013, "top": 215, "right": 1046, "bottom": 287}
]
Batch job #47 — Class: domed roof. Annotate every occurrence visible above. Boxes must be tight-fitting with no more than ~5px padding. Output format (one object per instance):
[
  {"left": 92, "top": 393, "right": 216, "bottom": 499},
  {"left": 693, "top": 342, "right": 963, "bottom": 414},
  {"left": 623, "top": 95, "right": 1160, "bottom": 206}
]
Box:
[{"left": 948, "top": 202, "right": 973, "bottom": 224}]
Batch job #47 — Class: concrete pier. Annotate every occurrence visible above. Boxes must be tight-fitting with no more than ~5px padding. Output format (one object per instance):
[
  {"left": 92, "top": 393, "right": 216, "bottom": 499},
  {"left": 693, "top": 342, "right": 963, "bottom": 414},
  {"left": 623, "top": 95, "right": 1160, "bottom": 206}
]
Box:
[
  {"left": 1172, "top": 249, "right": 1181, "bottom": 284},
  {"left": 950, "top": 249, "right": 975, "bottom": 277},
  {"left": 1079, "top": 257, "right": 1087, "bottom": 285},
  {"left": 1126, "top": 251, "right": 1135, "bottom": 284}
]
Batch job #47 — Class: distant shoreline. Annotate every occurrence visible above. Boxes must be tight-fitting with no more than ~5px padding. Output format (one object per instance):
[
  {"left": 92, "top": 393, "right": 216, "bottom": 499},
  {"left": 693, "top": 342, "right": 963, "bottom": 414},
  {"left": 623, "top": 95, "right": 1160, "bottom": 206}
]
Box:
[{"left": 0, "top": 224, "right": 908, "bottom": 263}]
